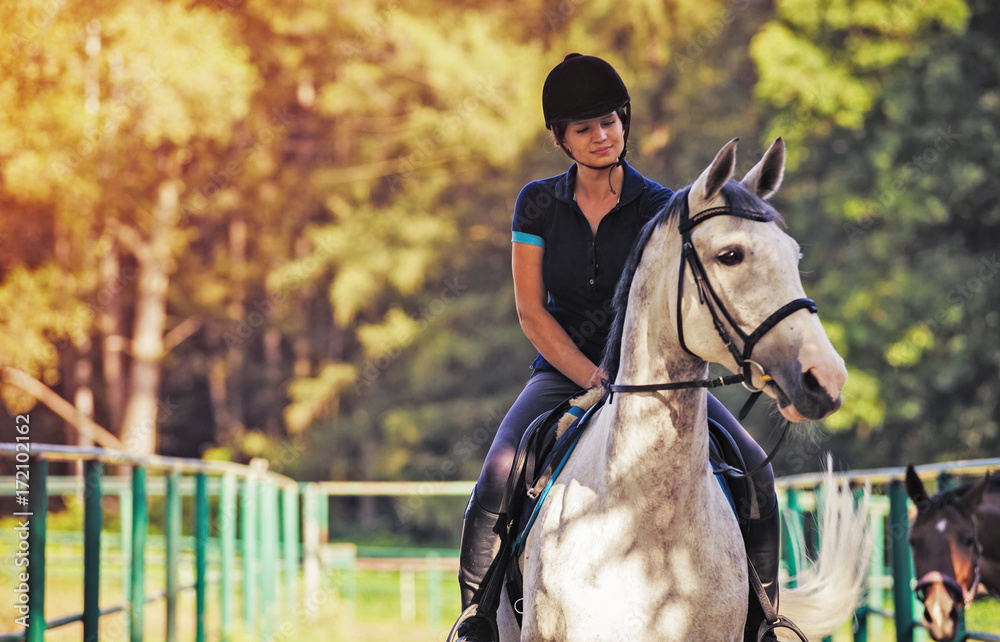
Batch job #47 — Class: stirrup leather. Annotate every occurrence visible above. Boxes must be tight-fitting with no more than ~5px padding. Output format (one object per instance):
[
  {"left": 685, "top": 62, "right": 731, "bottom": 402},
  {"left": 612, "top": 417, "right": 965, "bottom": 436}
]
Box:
[{"left": 749, "top": 558, "right": 809, "bottom": 642}]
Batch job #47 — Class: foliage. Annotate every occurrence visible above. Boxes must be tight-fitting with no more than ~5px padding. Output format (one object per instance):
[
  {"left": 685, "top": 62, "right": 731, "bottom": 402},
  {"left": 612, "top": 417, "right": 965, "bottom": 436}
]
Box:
[
  {"left": 752, "top": 0, "right": 999, "bottom": 466},
  {"left": 0, "top": 0, "right": 996, "bottom": 539}
]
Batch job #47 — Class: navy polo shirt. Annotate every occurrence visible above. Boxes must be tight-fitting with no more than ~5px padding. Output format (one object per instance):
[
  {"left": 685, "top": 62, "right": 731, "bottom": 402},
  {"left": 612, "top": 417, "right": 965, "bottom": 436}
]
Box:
[{"left": 511, "top": 161, "right": 673, "bottom": 371}]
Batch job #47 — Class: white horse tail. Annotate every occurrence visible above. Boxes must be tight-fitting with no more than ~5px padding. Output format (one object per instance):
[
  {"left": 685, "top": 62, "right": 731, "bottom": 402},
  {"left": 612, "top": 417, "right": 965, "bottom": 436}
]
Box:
[{"left": 776, "top": 458, "right": 872, "bottom": 641}]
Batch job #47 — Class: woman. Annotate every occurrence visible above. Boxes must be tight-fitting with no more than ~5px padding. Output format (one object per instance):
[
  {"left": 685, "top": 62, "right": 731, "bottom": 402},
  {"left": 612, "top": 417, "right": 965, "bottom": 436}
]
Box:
[{"left": 456, "top": 54, "right": 781, "bottom": 642}]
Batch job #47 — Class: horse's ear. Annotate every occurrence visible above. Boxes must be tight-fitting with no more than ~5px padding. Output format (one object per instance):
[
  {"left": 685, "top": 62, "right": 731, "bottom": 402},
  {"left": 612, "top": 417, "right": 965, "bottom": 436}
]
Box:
[
  {"left": 906, "top": 465, "right": 930, "bottom": 508},
  {"left": 689, "top": 137, "right": 738, "bottom": 213},
  {"left": 741, "top": 137, "right": 785, "bottom": 200},
  {"left": 960, "top": 473, "right": 989, "bottom": 515}
]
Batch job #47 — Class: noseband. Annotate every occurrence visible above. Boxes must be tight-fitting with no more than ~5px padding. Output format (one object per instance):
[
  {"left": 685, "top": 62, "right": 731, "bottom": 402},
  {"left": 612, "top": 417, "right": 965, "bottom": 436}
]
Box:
[
  {"left": 606, "top": 205, "right": 817, "bottom": 420},
  {"left": 676, "top": 206, "right": 817, "bottom": 392}
]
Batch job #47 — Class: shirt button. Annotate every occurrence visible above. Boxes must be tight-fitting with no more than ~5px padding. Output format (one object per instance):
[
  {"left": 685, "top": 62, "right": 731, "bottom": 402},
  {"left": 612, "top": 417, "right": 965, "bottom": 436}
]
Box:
[{"left": 589, "top": 279, "right": 595, "bottom": 284}]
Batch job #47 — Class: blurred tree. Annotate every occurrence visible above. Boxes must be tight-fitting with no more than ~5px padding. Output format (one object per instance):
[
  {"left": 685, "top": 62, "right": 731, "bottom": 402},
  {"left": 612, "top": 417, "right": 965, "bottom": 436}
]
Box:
[
  {"left": 751, "top": 0, "right": 999, "bottom": 466},
  {"left": 0, "top": 0, "right": 258, "bottom": 454},
  {"left": 1, "top": 0, "right": 994, "bottom": 545}
]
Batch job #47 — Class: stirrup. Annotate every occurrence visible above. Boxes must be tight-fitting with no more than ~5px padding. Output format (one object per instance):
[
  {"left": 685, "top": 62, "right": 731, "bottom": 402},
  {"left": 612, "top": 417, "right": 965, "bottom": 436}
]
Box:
[
  {"left": 749, "top": 557, "right": 808, "bottom": 641},
  {"left": 447, "top": 604, "right": 499, "bottom": 642},
  {"left": 758, "top": 615, "right": 808, "bottom": 642}
]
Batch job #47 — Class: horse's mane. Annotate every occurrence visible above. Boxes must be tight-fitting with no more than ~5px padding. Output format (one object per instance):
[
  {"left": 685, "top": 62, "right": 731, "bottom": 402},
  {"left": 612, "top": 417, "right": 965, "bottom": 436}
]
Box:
[
  {"left": 918, "top": 476, "right": 1000, "bottom": 517},
  {"left": 921, "top": 485, "right": 974, "bottom": 516},
  {"left": 599, "top": 180, "right": 784, "bottom": 383}
]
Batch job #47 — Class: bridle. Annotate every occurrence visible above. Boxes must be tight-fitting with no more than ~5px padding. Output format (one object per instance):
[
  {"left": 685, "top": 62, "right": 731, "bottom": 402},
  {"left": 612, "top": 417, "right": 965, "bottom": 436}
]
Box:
[
  {"left": 603, "top": 203, "right": 819, "bottom": 640},
  {"left": 914, "top": 500, "right": 983, "bottom": 611},
  {"left": 605, "top": 205, "right": 817, "bottom": 418}
]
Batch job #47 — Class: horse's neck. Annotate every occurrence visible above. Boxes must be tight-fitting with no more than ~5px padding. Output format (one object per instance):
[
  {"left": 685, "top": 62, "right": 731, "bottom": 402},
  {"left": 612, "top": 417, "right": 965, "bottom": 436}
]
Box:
[{"left": 603, "top": 244, "right": 711, "bottom": 501}]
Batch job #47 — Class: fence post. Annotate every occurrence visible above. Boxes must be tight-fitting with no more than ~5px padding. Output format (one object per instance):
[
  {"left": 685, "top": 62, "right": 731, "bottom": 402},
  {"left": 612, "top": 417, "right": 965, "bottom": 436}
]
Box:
[
  {"left": 25, "top": 457, "right": 48, "bottom": 642},
  {"left": 781, "top": 487, "right": 802, "bottom": 586},
  {"left": 856, "top": 495, "right": 887, "bottom": 642},
  {"left": 889, "top": 479, "right": 914, "bottom": 642},
  {"left": 165, "top": 470, "right": 181, "bottom": 642},
  {"left": 427, "top": 551, "right": 442, "bottom": 630},
  {"left": 83, "top": 460, "right": 103, "bottom": 642},
  {"left": 119, "top": 480, "right": 133, "bottom": 639},
  {"left": 195, "top": 472, "right": 209, "bottom": 642},
  {"left": 220, "top": 472, "right": 237, "bottom": 642},
  {"left": 130, "top": 465, "right": 148, "bottom": 642},
  {"left": 282, "top": 484, "right": 299, "bottom": 611},
  {"left": 259, "top": 478, "right": 277, "bottom": 639},
  {"left": 302, "top": 483, "right": 320, "bottom": 608},
  {"left": 241, "top": 473, "right": 259, "bottom": 634}
]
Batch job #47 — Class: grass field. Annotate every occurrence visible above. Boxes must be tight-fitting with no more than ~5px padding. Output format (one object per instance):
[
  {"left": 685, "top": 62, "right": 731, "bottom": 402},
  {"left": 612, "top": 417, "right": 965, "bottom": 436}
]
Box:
[{"left": 2, "top": 530, "right": 998, "bottom": 641}]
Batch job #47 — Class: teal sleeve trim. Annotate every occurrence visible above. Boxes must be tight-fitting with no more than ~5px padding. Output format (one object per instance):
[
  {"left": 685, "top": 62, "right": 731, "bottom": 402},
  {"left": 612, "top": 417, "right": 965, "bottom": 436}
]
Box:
[{"left": 511, "top": 231, "right": 545, "bottom": 248}]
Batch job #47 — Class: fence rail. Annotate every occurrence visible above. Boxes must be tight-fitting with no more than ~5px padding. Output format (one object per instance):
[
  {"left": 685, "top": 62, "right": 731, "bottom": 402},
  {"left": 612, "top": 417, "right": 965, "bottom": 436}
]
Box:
[
  {"left": 2, "top": 444, "right": 997, "bottom": 641},
  {"left": 0, "top": 443, "right": 300, "bottom": 642}
]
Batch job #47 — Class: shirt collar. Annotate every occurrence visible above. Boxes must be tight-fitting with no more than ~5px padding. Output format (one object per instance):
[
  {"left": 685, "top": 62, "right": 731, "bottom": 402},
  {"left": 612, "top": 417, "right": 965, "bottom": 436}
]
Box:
[{"left": 553, "top": 160, "right": 645, "bottom": 207}]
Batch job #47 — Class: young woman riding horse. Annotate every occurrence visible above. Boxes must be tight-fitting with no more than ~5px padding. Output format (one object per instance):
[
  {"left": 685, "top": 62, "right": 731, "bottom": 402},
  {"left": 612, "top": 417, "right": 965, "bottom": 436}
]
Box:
[{"left": 456, "top": 53, "right": 783, "bottom": 642}]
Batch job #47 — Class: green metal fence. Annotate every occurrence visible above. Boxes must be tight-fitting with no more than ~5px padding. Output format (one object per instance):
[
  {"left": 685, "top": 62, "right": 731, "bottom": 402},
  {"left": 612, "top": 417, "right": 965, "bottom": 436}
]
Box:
[
  {"left": 776, "top": 458, "right": 1000, "bottom": 642},
  {"left": 0, "top": 444, "right": 300, "bottom": 642},
  {"left": 3, "top": 444, "right": 997, "bottom": 641}
]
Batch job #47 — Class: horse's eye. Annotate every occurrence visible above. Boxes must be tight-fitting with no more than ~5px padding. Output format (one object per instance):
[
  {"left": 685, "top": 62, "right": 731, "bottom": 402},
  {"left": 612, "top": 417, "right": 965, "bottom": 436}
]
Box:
[{"left": 717, "top": 248, "right": 744, "bottom": 266}]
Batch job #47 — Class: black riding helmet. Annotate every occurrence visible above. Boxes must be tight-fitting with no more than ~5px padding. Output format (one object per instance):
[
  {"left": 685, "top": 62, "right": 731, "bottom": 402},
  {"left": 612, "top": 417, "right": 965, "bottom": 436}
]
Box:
[{"left": 542, "top": 53, "right": 631, "bottom": 169}]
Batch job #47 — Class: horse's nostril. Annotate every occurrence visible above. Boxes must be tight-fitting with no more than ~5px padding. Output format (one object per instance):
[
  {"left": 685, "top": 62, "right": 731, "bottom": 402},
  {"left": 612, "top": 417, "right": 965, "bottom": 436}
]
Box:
[{"left": 803, "top": 369, "right": 821, "bottom": 392}]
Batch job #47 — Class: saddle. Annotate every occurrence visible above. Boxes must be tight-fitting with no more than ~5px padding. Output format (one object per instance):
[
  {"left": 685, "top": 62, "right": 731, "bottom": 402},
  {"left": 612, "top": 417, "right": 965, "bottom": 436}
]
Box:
[{"left": 469, "top": 388, "right": 761, "bottom": 630}]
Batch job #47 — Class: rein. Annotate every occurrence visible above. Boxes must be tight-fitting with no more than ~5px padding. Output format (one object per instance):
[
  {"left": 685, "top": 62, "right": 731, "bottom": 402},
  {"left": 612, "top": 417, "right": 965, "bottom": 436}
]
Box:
[{"left": 603, "top": 205, "right": 818, "bottom": 480}]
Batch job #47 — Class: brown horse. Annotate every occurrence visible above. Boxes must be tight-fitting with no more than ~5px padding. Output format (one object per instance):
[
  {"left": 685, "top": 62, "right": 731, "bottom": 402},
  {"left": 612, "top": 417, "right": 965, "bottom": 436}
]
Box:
[{"left": 905, "top": 465, "right": 1000, "bottom": 641}]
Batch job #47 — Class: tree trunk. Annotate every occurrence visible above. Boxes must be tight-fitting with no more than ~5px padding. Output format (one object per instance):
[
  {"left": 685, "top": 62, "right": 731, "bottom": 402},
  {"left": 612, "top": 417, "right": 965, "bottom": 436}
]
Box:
[
  {"left": 227, "top": 214, "right": 247, "bottom": 433},
  {"left": 74, "top": 335, "right": 95, "bottom": 446},
  {"left": 120, "top": 179, "right": 180, "bottom": 455},
  {"left": 100, "top": 238, "right": 127, "bottom": 435},
  {"left": 208, "top": 347, "right": 239, "bottom": 444},
  {"left": 72, "top": 336, "right": 95, "bottom": 477},
  {"left": 263, "top": 326, "right": 283, "bottom": 437}
]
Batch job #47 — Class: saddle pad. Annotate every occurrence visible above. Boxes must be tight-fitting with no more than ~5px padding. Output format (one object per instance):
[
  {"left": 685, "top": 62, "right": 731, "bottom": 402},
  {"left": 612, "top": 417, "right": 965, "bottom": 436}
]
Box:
[{"left": 511, "top": 399, "right": 600, "bottom": 557}]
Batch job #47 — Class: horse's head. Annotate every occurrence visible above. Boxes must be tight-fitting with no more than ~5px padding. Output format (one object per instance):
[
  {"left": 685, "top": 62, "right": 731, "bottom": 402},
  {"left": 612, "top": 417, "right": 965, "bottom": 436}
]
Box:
[
  {"left": 906, "top": 465, "right": 989, "bottom": 641},
  {"left": 677, "top": 137, "right": 847, "bottom": 421}
]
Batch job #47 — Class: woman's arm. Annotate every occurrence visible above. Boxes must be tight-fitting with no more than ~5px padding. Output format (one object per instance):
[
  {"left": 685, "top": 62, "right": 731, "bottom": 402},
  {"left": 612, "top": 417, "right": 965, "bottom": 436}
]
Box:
[{"left": 512, "top": 242, "right": 606, "bottom": 388}]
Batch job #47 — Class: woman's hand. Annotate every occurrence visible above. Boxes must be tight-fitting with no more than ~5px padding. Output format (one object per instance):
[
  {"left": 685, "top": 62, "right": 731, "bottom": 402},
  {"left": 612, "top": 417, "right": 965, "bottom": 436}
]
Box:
[{"left": 588, "top": 366, "right": 609, "bottom": 389}]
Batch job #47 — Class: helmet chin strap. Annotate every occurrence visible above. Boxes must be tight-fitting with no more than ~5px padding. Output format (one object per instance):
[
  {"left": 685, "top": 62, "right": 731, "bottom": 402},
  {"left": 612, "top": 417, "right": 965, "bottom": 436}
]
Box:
[{"left": 573, "top": 157, "right": 623, "bottom": 195}]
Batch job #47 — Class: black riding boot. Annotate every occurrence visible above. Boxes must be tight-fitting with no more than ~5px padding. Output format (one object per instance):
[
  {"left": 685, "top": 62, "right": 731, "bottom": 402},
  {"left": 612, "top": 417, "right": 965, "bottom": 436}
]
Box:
[
  {"left": 744, "top": 505, "right": 781, "bottom": 642},
  {"left": 456, "top": 486, "right": 501, "bottom": 641}
]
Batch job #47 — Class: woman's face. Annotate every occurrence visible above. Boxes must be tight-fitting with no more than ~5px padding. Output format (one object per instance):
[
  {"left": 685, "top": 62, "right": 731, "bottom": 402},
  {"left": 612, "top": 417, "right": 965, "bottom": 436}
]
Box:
[{"left": 559, "top": 111, "right": 624, "bottom": 166}]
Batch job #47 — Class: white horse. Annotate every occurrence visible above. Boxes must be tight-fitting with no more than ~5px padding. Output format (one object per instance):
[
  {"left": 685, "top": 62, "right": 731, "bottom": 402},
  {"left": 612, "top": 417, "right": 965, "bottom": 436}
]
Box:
[{"left": 497, "top": 138, "right": 870, "bottom": 641}]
